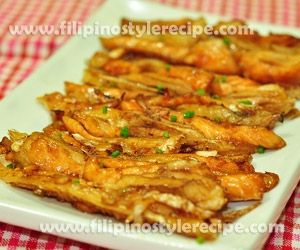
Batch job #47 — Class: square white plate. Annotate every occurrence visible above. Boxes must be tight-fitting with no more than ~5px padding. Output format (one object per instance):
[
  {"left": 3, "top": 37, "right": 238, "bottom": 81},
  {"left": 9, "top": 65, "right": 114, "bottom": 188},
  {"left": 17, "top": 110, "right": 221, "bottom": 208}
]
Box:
[{"left": 0, "top": 0, "right": 299, "bottom": 249}]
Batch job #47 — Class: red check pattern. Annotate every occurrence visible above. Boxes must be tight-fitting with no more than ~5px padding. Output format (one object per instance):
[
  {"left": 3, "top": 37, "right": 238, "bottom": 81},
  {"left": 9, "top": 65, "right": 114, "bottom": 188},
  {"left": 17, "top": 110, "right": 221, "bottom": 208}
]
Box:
[{"left": 0, "top": 0, "right": 299, "bottom": 249}]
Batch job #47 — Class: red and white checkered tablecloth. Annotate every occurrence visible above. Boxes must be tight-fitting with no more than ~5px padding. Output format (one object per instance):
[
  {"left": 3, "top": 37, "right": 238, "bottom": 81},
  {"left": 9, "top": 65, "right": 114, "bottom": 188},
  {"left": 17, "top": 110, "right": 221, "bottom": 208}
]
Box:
[{"left": 0, "top": 0, "right": 299, "bottom": 249}]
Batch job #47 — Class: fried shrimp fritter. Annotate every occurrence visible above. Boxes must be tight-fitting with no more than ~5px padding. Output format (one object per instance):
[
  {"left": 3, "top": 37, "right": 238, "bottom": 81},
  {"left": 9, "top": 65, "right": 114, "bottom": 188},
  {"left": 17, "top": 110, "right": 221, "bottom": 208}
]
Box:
[{"left": 1, "top": 16, "right": 298, "bottom": 241}]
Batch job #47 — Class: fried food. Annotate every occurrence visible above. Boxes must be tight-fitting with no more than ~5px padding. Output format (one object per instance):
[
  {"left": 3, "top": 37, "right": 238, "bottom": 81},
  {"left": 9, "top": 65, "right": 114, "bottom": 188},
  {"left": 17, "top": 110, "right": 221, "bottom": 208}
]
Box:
[
  {"left": 86, "top": 54, "right": 296, "bottom": 127},
  {"left": 1, "top": 16, "right": 299, "bottom": 241},
  {"left": 0, "top": 130, "right": 278, "bottom": 240},
  {"left": 101, "top": 18, "right": 300, "bottom": 95}
]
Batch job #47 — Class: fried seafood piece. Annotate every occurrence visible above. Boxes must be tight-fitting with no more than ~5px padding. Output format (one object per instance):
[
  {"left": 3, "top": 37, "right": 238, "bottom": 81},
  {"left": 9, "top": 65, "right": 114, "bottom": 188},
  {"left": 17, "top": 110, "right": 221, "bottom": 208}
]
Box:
[
  {"left": 215, "top": 20, "right": 300, "bottom": 86},
  {"left": 89, "top": 52, "right": 214, "bottom": 90},
  {"left": 83, "top": 68, "right": 195, "bottom": 97},
  {"left": 101, "top": 18, "right": 300, "bottom": 90},
  {"left": 215, "top": 22, "right": 300, "bottom": 89},
  {"left": 210, "top": 79, "right": 296, "bottom": 119},
  {"left": 87, "top": 156, "right": 267, "bottom": 201},
  {"left": 190, "top": 116, "right": 285, "bottom": 149},
  {"left": 40, "top": 76, "right": 294, "bottom": 129},
  {"left": 88, "top": 52, "right": 284, "bottom": 97},
  {"left": 218, "top": 172, "right": 279, "bottom": 201},
  {"left": 101, "top": 36, "right": 240, "bottom": 75},
  {"left": 59, "top": 107, "right": 258, "bottom": 155},
  {"left": 39, "top": 81, "right": 284, "bottom": 129},
  {"left": 39, "top": 81, "right": 154, "bottom": 119},
  {"left": 143, "top": 94, "right": 282, "bottom": 128},
  {"left": 0, "top": 164, "right": 225, "bottom": 240},
  {"left": 176, "top": 103, "right": 280, "bottom": 128},
  {"left": 237, "top": 49, "right": 300, "bottom": 86},
  {"left": 86, "top": 55, "right": 296, "bottom": 122},
  {"left": 88, "top": 53, "right": 295, "bottom": 106},
  {"left": 86, "top": 54, "right": 297, "bottom": 116},
  {"left": 1, "top": 131, "right": 278, "bottom": 203},
  {"left": 221, "top": 84, "right": 295, "bottom": 116},
  {"left": 82, "top": 163, "right": 277, "bottom": 202},
  {"left": 10, "top": 132, "right": 86, "bottom": 176},
  {"left": 67, "top": 106, "right": 284, "bottom": 153},
  {"left": 83, "top": 68, "right": 160, "bottom": 95},
  {"left": 213, "top": 19, "right": 300, "bottom": 49},
  {"left": 147, "top": 108, "right": 285, "bottom": 149},
  {"left": 38, "top": 84, "right": 110, "bottom": 117},
  {"left": 95, "top": 153, "right": 255, "bottom": 174},
  {"left": 120, "top": 17, "right": 207, "bottom": 46},
  {"left": 0, "top": 17, "right": 295, "bottom": 242}
]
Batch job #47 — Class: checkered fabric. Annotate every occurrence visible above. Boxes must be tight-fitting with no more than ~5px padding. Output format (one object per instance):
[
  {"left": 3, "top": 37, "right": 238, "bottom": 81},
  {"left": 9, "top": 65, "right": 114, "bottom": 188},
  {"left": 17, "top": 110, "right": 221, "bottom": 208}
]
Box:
[{"left": 0, "top": 0, "right": 299, "bottom": 249}]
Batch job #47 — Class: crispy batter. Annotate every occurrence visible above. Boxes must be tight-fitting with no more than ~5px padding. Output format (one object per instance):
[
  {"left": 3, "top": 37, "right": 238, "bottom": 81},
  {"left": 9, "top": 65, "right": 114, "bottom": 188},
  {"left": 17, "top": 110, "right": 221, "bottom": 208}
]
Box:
[
  {"left": 2, "top": 16, "right": 298, "bottom": 241},
  {"left": 86, "top": 54, "right": 295, "bottom": 127},
  {"left": 0, "top": 165, "right": 223, "bottom": 239},
  {"left": 101, "top": 18, "right": 300, "bottom": 91}
]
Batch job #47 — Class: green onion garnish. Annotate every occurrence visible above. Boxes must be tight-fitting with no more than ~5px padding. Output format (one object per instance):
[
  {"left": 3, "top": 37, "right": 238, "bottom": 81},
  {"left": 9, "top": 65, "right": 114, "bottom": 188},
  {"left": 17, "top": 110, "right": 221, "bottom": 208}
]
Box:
[
  {"left": 214, "top": 117, "right": 222, "bottom": 123},
  {"left": 120, "top": 126, "right": 130, "bottom": 138},
  {"left": 214, "top": 75, "right": 227, "bottom": 83},
  {"left": 162, "top": 131, "right": 170, "bottom": 138},
  {"left": 212, "top": 95, "right": 220, "bottom": 100},
  {"left": 196, "top": 236, "right": 205, "bottom": 244},
  {"left": 239, "top": 99, "right": 252, "bottom": 105},
  {"left": 196, "top": 88, "right": 206, "bottom": 96},
  {"left": 111, "top": 150, "right": 121, "bottom": 158},
  {"left": 57, "top": 132, "right": 63, "bottom": 139},
  {"left": 220, "top": 75, "right": 227, "bottom": 82},
  {"left": 156, "top": 85, "right": 165, "bottom": 94},
  {"left": 155, "top": 148, "right": 164, "bottom": 154},
  {"left": 170, "top": 115, "right": 177, "bottom": 122},
  {"left": 72, "top": 179, "right": 80, "bottom": 185},
  {"left": 6, "top": 163, "right": 14, "bottom": 169},
  {"left": 102, "top": 106, "right": 108, "bottom": 114},
  {"left": 256, "top": 146, "right": 265, "bottom": 154},
  {"left": 183, "top": 111, "right": 195, "bottom": 119},
  {"left": 165, "top": 64, "right": 171, "bottom": 72},
  {"left": 223, "top": 37, "right": 231, "bottom": 46}
]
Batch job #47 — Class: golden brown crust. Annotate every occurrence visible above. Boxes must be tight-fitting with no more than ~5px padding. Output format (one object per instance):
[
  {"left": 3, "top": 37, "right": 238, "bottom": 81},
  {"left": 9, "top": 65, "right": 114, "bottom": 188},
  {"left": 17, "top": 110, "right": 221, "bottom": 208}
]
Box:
[
  {"left": 101, "top": 18, "right": 300, "bottom": 91},
  {"left": 2, "top": 16, "right": 299, "bottom": 241}
]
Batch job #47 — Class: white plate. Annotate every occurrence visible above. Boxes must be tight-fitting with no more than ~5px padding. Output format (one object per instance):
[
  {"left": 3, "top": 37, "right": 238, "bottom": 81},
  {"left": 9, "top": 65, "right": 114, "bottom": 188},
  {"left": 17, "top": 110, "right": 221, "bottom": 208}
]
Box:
[{"left": 0, "top": 0, "right": 299, "bottom": 249}]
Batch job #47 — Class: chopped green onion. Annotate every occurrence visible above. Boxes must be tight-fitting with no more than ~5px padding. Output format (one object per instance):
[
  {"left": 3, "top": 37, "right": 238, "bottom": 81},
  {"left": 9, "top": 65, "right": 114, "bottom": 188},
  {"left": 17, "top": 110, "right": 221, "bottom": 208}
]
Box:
[
  {"left": 223, "top": 37, "right": 231, "bottom": 46},
  {"left": 212, "top": 95, "right": 220, "bottom": 100},
  {"left": 214, "top": 75, "right": 227, "bottom": 83},
  {"left": 165, "top": 64, "right": 171, "bottom": 72},
  {"left": 220, "top": 75, "right": 227, "bottom": 82},
  {"left": 196, "top": 88, "right": 206, "bottom": 96},
  {"left": 239, "top": 99, "right": 252, "bottom": 105},
  {"left": 196, "top": 236, "right": 205, "bottom": 244},
  {"left": 111, "top": 150, "right": 121, "bottom": 158},
  {"left": 72, "top": 179, "right": 80, "bottom": 185},
  {"left": 57, "top": 132, "right": 63, "bottom": 139},
  {"left": 256, "top": 146, "right": 265, "bottom": 154},
  {"left": 170, "top": 115, "right": 177, "bottom": 122},
  {"left": 102, "top": 106, "right": 108, "bottom": 114},
  {"left": 156, "top": 85, "right": 165, "bottom": 94},
  {"left": 155, "top": 148, "right": 164, "bottom": 154},
  {"left": 120, "top": 126, "right": 130, "bottom": 138},
  {"left": 183, "top": 111, "right": 195, "bottom": 119},
  {"left": 6, "top": 163, "right": 14, "bottom": 169},
  {"left": 162, "top": 131, "right": 170, "bottom": 138},
  {"left": 214, "top": 117, "right": 222, "bottom": 123}
]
